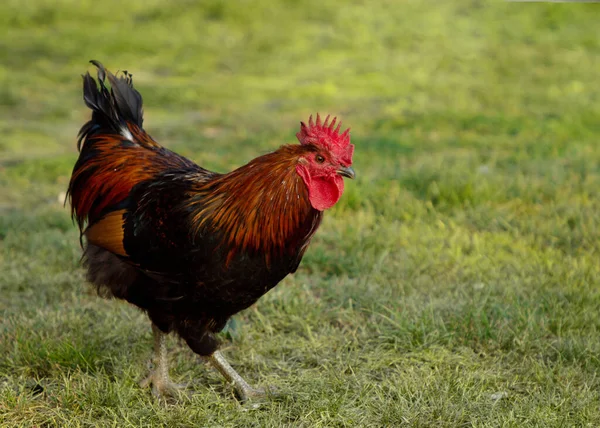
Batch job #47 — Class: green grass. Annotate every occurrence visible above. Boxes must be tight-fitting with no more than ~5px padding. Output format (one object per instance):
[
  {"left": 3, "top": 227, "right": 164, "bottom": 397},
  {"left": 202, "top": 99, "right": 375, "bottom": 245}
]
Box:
[{"left": 2, "top": 0, "right": 600, "bottom": 426}]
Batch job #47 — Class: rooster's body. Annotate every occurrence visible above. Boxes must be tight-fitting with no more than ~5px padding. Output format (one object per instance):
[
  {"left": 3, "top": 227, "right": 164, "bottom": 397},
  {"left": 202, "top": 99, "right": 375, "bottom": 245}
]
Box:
[{"left": 67, "top": 61, "right": 355, "bottom": 399}]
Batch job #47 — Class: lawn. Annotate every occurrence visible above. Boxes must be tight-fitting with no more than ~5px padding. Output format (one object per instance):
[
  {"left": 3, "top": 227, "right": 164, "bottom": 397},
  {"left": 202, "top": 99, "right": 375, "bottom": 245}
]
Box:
[{"left": 2, "top": 0, "right": 600, "bottom": 426}]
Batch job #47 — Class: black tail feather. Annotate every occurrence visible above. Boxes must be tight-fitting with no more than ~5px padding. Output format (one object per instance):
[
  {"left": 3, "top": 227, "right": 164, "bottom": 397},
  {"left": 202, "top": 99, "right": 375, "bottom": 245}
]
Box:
[{"left": 78, "top": 60, "right": 144, "bottom": 150}]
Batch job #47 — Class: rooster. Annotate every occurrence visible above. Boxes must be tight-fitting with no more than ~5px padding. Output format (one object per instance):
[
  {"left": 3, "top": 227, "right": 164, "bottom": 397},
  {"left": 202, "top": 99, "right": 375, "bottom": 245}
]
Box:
[{"left": 67, "top": 61, "right": 355, "bottom": 400}]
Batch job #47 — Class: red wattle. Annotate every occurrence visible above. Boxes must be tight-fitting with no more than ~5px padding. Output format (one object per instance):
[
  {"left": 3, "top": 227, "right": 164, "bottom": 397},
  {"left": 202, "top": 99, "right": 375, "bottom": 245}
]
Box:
[{"left": 296, "top": 165, "right": 344, "bottom": 211}]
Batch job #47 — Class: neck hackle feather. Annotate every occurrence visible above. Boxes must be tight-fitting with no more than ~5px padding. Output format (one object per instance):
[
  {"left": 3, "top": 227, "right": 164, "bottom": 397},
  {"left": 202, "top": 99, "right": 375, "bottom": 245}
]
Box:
[{"left": 186, "top": 144, "right": 322, "bottom": 266}]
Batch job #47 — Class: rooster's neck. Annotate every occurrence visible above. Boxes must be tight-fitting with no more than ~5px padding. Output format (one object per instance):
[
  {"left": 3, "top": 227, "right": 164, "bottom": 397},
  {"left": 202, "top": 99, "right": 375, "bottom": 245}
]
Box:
[{"left": 187, "top": 145, "right": 323, "bottom": 261}]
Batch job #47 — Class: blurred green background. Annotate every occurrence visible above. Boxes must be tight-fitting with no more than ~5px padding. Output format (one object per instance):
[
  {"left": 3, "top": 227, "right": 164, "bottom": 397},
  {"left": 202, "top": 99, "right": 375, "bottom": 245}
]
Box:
[{"left": 2, "top": 1, "right": 600, "bottom": 426}]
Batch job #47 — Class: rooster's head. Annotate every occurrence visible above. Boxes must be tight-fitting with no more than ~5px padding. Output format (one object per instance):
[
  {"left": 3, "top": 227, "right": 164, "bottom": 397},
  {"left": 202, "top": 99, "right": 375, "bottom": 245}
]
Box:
[{"left": 295, "top": 113, "right": 355, "bottom": 211}]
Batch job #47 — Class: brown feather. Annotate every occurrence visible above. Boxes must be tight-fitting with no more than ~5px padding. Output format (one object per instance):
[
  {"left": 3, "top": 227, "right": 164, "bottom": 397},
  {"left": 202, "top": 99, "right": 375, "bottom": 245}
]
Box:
[
  {"left": 85, "top": 209, "right": 127, "bottom": 257},
  {"left": 186, "top": 145, "right": 320, "bottom": 265}
]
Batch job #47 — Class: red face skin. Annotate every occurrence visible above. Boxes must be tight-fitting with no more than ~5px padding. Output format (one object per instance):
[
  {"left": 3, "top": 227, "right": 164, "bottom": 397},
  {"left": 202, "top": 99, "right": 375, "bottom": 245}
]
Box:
[{"left": 296, "top": 149, "right": 352, "bottom": 211}]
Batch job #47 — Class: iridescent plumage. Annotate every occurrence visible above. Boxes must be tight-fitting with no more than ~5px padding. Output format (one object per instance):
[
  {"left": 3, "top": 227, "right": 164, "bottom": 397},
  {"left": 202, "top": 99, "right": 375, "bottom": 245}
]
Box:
[{"left": 67, "top": 61, "right": 355, "bottom": 400}]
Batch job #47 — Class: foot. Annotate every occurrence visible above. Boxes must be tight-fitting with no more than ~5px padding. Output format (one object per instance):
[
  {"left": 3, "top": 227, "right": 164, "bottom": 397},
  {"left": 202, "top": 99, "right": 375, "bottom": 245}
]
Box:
[
  {"left": 235, "top": 384, "right": 277, "bottom": 401},
  {"left": 208, "top": 350, "right": 278, "bottom": 402},
  {"left": 141, "top": 324, "right": 188, "bottom": 400},
  {"left": 139, "top": 368, "right": 188, "bottom": 399}
]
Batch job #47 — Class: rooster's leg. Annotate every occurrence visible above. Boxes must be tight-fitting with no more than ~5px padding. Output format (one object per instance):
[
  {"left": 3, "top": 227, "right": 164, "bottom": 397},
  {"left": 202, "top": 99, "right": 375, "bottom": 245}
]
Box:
[
  {"left": 208, "top": 350, "right": 269, "bottom": 401},
  {"left": 139, "top": 324, "right": 186, "bottom": 398}
]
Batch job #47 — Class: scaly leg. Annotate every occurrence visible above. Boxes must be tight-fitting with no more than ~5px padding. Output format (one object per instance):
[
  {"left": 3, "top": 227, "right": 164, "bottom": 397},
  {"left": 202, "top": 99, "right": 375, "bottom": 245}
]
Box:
[
  {"left": 139, "top": 324, "right": 186, "bottom": 398},
  {"left": 207, "top": 350, "right": 271, "bottom": 401}
]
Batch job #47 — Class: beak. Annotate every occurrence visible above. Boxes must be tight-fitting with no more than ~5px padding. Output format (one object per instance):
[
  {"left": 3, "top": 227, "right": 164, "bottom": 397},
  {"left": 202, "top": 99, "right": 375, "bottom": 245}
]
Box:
[{"left": 337, "top": 166, "right": 356, "bottom": 179}]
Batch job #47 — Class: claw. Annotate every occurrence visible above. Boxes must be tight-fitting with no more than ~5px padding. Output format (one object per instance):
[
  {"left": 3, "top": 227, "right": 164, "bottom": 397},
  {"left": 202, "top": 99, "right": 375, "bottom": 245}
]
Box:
[
  {"left": 139, "top": 370, "right": 188, "bottom": 399},
  {"left": 208, "top": 350, "right": 278, "bottom": 401},
  {"left": 236, "top": 384, "right": 279, "bottom": 402}
]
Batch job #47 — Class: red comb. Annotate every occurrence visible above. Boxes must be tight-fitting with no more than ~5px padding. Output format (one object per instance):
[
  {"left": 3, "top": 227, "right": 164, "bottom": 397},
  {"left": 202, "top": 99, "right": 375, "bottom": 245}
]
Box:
[{"left": 296, "top": 113, "right": 354, "bottom": 165}]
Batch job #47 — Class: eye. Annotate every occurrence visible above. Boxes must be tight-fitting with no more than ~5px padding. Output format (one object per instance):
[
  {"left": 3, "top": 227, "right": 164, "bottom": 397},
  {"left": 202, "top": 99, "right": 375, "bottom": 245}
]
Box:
[{"left": 315, "top": 154, "right": 325, "bottom": 164}]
